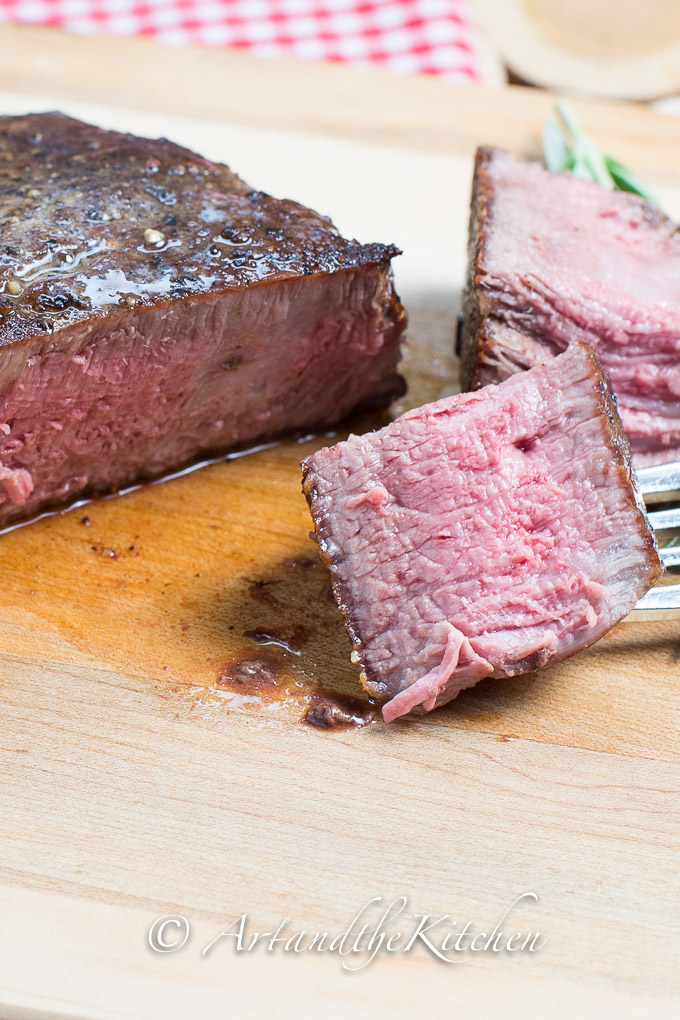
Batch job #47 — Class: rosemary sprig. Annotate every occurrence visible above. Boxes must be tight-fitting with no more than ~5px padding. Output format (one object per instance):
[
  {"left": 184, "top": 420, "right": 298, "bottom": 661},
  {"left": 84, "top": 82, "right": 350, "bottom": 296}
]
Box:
[{"left": 542, "top": 101, "right": 660, "bottom": 208}]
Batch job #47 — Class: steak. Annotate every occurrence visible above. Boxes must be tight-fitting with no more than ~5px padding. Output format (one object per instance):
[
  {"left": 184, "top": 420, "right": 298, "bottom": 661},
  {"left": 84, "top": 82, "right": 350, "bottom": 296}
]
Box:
[
  {"left": 302, "top": 343, "right": 661, "bottom": 722},
  {"left": 462, "top": 146, "right": 680, "bottom": 464},
  {"left": 0, "top": 112, "right": 405, "bottom": 526}
]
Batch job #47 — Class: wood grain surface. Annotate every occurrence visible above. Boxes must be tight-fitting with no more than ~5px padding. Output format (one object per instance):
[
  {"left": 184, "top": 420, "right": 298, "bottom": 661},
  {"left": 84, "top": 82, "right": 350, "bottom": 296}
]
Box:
[
  {"left": 0, "top": 23, "right": 678, "bottom": 1020},
  {"left": 470, "top": 0, "right": 680, "bottom": 100}
]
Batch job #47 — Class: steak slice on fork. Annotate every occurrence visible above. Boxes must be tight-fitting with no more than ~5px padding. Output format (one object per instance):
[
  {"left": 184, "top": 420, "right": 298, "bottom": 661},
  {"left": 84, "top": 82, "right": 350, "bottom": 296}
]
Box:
[{"left": 303, "top": 343, "right": 661, "bottom": 722}]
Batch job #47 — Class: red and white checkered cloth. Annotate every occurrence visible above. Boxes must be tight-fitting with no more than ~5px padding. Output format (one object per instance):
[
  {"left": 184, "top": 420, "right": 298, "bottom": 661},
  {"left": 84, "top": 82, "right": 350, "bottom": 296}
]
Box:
[{"left": 0, "top": 0, "right": 482, "bottom": 81}]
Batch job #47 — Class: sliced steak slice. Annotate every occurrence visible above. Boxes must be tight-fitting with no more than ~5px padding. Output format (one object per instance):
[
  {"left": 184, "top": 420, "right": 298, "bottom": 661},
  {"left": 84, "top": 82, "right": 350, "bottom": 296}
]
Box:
[
  {"left": 462, "top": 145, "right": 680, "bottom": 464},
  {"left": 302, "top": 343, "right": 661, "bottom": 722},
  {"left": 0, "top": 112, "right": 406, "bottom": 527}
]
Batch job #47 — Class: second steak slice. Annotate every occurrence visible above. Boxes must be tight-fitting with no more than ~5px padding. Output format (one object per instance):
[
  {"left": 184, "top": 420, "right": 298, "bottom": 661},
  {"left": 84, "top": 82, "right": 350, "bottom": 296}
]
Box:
[
  {"left": 0, "top": 113, "right": 406, "bottom": 527},
  {"left": 462, "top": 146, "right": 680, "bottom": 464},
  {"left": 302, "top": 343, "right": 661, "bottom": 722}
]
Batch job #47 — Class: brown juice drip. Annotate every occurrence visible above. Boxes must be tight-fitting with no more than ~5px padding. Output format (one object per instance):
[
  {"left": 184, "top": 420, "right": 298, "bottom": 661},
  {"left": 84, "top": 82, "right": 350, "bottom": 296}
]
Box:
[
  {"left": 244, "top": 577, "right": 282, "bottom": 608},
  {"left": 302, "top": 692, "right": 377, "bottom": 730},
  {"left": 213, "top": 649, "right": 377, "bottom": 732},
  {"left": 178, "top": 552, "right": 378, "bottom": 732},
  {"left": 217, "top": 653, "right": 283, "bottom": 698},
  {"left": 282, "top": 557, "right": 316, "bottom": 569},
  {"left": 243, "top": 625, "right": 309, "bottom": 655}
]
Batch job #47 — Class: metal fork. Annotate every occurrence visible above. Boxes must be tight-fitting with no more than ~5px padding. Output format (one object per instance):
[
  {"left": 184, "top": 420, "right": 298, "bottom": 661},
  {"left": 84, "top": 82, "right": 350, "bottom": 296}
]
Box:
[{"left": 631, "top": 461, "right": 680, "bottom": 619}]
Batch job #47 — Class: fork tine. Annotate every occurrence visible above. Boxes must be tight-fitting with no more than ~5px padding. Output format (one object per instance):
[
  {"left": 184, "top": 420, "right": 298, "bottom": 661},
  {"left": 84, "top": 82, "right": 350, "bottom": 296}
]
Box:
[
  {"left": 636, "top": 461, "right": 680, "bottom": 503},
  {"left": 647, "top": 507, "right": 680, "bottom": 531},
  {"left": 630, "top": 582, "right": 680, "bottom": 620},
  {"left": 629, "top": 462, "right": 680, "bottom": 613},
  {"left": 660, "top": 546, "right": 680, "bottom": 569}
]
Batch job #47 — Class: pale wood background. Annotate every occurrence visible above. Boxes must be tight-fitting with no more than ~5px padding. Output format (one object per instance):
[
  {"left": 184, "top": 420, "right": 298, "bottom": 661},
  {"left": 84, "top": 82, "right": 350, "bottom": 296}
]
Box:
[
  {"left": 0, "top": 23, "right": 678, "bottom": 1020},
  {"left": 471, "top": 0, "right": 680, "bottom": 100}
]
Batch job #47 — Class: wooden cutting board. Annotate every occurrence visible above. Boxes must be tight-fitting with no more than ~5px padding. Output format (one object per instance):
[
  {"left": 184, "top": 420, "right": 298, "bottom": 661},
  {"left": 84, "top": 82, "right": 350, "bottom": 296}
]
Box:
[{"left": 0, "top": 25, "right": 678, "bottom": 1020}]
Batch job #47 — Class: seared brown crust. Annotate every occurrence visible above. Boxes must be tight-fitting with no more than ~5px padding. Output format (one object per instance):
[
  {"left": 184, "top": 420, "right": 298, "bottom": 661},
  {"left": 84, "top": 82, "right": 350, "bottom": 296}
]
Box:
[
  {"left": 578, "top": 341, "right": 663, "bottom": 584},
  {"left": 460, "top": 145, "right": 497, "bottom": 390},
  {"left": 0, "top": 112, "right": 401, "bottom": 347},
  {"left": 301, "top": 458, "right": 387, "bottom": 701},
  {"left": 468, "top": 317, "right": 507, "bottom": 389}
]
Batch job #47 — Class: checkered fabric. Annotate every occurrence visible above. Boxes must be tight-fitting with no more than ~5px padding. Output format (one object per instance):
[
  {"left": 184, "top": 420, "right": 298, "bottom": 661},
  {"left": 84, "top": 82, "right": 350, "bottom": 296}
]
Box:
[{"left": 0, "top": 0, "right": 482, "bottom": 81}]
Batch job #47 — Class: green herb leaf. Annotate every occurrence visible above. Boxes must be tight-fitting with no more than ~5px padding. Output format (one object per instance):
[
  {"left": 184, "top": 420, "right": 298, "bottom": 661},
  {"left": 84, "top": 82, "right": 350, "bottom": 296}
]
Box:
[
  {"left": 580, "top": 137, "right": 615, "bottom": 190},
  {"left": 542, "top": 119, "right": 570, "bottom": 172},
  {"left": 543, "top": 100, "right": 660, "bottom": 209},
  {"left": 570, "top": 145, "right": 593, "bottom": 182},
  {"left": 555, "top": 100, "right": 582, "bottom": 144},
  {"left": 605, "top": 157, "right": 660, "bottom": 207}
]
